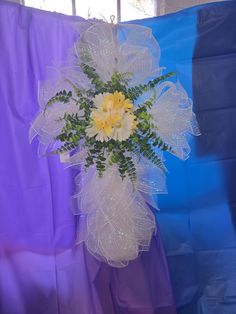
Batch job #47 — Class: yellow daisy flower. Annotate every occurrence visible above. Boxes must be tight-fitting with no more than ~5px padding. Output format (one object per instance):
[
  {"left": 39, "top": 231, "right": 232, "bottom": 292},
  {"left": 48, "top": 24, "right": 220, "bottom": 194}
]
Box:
[{"left": 86, "top": 92, "right": 137, "bottom": 142}]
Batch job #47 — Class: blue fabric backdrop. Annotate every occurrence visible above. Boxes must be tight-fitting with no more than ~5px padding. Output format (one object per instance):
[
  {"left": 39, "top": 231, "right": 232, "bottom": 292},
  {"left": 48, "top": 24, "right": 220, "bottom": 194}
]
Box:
[{"left": 130, "top": 1, "right": 236, "bottom": 313}]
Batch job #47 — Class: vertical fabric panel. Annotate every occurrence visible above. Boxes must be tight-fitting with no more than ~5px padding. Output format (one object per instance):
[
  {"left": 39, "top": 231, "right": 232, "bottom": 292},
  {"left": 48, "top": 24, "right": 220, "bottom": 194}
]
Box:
[
  {"left": 129, "top": 1, "right": 236, "bottom": 313},
  {"left": 0, "top": 1, "right": 176, "bottom": 313}
]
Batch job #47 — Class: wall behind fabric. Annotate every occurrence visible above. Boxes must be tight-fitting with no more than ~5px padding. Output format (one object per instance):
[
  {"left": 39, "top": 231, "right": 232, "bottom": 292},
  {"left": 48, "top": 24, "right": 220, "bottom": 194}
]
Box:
[
  {"left": 3, "top": 0, "right": 228, "bottom": 20},
  {"left": 5, "top": 0, "right": 23, "bottom": 4},
  {"left": 157, "top": 0, "right": 227, "bottom": 15}
]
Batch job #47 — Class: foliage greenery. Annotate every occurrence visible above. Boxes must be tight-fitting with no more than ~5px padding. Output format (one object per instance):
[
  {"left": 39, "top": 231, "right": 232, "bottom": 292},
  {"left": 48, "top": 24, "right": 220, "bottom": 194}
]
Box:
[{"left": 47, "top": 64, "right": 175, "bottom": 182}]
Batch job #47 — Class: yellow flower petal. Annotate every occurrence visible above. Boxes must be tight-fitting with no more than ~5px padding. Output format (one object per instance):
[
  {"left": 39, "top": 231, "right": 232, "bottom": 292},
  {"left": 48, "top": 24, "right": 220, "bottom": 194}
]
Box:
[{"left": 87, "top": 92, "right": 137, "bottom": 141}]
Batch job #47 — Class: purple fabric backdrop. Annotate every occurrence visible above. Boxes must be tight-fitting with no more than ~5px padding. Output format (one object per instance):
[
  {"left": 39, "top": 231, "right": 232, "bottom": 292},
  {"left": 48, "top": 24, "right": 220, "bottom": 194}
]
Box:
[{"left": 0, "top": 1, "right": 176, "bottom": 314}]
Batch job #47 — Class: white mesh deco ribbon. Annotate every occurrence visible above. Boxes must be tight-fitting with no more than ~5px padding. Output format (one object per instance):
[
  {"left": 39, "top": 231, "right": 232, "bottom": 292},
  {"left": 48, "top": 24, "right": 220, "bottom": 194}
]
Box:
[
  {"left": 29, "top": 20, "right": 200, "bottom": 267},
  {"left": 75, "top": 20, "right": 162, "bottom": 86},
  {"left": 73, "top": 166, "right": 157, "bottom": 268}
]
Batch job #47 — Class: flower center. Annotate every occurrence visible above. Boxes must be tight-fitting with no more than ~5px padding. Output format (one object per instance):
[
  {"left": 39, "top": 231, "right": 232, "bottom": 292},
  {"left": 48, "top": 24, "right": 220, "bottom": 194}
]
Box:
[{"left": 87, "top": 92, "right": 137, "bottom": 142}]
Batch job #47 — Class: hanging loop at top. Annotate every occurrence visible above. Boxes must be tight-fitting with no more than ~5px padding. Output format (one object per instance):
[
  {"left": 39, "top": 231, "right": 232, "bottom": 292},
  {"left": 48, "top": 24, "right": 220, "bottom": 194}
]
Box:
[{"left": 110, "top": 15, "right": 115, "bottom": 24}]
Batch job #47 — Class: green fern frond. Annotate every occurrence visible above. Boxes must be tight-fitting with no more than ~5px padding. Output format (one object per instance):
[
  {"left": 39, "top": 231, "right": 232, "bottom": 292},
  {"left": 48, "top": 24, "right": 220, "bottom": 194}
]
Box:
[
  {"left": 127, "top": 71, "right": 176, "bottom": 100},
  {"left": 46, "top": 90, "right": 72, "bottom": 109}
]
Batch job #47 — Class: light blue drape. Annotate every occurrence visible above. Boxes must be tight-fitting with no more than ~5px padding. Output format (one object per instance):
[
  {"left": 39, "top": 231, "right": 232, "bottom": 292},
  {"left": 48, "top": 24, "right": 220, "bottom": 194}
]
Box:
[{"left": 129, "top": 2, "right": 236, "bottom": 313}]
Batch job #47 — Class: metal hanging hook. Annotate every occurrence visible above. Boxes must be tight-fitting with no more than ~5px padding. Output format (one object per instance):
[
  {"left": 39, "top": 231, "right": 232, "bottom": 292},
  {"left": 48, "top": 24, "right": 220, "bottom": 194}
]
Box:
[{"left": 110, "top": 15, "right": 115, "bottom": 24}]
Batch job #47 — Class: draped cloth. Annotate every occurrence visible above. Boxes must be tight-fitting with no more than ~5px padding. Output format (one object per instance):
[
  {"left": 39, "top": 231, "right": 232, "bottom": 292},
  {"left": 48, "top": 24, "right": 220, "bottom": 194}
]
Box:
[
  {"left": 0, "top": 1, "right": 176, "bottom": 314},
  {"left": 1, "top": 1, "right": 236, "bottom": 314},
  {"left": 130, "top": 1, "right": 236, "bottom": 313}
]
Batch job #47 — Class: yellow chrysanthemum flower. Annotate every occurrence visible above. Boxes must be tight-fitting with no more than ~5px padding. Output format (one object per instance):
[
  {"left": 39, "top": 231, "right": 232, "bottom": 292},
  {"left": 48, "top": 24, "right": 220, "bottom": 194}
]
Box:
[{"left": 86, "top": 92, "right": 137, "bottom": 142}]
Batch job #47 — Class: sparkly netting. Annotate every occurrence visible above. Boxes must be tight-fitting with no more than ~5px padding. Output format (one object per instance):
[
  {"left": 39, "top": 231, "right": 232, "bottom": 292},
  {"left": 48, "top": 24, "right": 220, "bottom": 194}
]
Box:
[{"left": 73, "top": 167, "right": 156, "bottom": 268}]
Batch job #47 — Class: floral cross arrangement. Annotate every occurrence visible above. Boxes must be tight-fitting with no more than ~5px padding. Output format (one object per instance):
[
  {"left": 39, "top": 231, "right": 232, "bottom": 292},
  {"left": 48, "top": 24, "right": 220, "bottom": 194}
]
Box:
[{"left": 30, "top": 20, "right": 200, "bottom": 267}]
